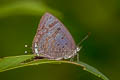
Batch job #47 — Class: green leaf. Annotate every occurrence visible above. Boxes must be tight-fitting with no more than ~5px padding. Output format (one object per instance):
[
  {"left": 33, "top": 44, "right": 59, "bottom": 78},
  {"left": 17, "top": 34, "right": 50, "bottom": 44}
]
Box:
[
  {"left": 0, "top": 55, "right": 34, "bottom": 72},
  {"left": 0, "top": 55, "right": 109, "bottom": 80},
  {"left": 0, "top": 1, "right": 62, "bottom": 18}
]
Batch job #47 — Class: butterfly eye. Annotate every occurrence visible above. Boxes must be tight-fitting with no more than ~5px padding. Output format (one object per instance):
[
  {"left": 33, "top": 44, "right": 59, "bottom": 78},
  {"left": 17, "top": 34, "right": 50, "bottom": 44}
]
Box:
[{"left": 62, "top": 46, "right": 64, "bottom": 48}]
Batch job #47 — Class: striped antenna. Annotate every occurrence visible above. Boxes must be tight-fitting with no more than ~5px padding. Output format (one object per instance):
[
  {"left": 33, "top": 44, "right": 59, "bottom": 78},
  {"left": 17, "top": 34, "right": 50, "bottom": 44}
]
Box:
[{"left": 77, "top": 32, "right": 91, "bottom": 47}]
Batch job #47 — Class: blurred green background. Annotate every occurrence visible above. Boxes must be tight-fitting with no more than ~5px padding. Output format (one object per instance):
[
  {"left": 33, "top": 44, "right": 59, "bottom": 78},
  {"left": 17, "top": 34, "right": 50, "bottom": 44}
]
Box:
[{"left": 0, "top": 0, "right": 120, "bottom": 80}]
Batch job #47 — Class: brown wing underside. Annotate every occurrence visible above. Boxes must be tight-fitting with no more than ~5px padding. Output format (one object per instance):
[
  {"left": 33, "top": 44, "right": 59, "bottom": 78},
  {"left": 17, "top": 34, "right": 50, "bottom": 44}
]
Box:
[{"left": 32, "top": 12, "right": 76, "bottom": 59}]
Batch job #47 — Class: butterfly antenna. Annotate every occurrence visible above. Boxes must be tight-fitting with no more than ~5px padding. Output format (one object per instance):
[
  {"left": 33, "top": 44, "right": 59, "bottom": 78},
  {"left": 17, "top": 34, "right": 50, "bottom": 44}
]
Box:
[{"left": 77, "top": 32, "right": 91, "bottom": 47}]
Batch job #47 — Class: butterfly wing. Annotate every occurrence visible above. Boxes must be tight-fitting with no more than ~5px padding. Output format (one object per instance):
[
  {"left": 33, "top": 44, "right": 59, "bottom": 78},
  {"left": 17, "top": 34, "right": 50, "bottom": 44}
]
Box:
[{"left": 32, "top": 13, "right": 76, "bottom": 60}]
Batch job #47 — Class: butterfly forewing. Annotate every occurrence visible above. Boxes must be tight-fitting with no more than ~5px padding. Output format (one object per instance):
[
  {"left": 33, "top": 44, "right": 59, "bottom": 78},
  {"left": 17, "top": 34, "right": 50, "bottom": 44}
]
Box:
[{"left": 32, "top": 13, "right": 76, "bottom": 60}]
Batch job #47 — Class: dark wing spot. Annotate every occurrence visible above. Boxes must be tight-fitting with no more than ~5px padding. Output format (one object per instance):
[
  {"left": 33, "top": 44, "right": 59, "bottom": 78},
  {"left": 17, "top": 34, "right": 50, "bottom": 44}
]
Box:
[
  {"left": 49, "top": 24, "right": 52, "bottom": 27},
  {"left": 57, "top": 44, "right": 60, "bottom": 46},
  {"left": 65, "top": 43, "right": 67, "bottom": 45},
  {"left": 61, "top": 37, "right": 64, "bottom": 39},
  {"left": 57, "top": 28, "right": 61, "bottom": 30},
  {"left": 49, "top": 16, "right": 52, "bottom": 19},
  {"left": 49, "top": 21, "right": 58, "bottom": 28},
  {"left": 59, "top": 48, "right": 61, "bottom": 51}
]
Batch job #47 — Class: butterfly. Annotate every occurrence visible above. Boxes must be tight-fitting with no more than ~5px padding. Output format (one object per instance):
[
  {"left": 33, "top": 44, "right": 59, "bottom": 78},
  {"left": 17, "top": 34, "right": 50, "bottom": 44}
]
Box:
[{"left": 32, "top": 12, "right": 88, "bottom": 61}]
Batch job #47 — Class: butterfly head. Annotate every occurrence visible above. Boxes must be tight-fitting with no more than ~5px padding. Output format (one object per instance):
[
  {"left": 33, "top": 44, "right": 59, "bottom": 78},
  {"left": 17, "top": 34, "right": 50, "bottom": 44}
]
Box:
[
  {"left": 74, "top": 46, "right": 82, "bottom": 54},
  {"left": 77, "top": 46, "right": 81, "bottom": 52}
]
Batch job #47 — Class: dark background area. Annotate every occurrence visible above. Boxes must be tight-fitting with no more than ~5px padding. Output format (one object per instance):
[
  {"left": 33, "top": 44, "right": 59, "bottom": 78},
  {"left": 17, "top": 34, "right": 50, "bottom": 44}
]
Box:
[{"left": 0, "top": 0, "right": 120, "bottom": 80}]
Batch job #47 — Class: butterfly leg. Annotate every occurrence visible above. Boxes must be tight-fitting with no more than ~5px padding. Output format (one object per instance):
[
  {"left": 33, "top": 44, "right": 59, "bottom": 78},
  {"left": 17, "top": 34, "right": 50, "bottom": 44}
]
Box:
[
  {"left": 70, "top": 57, "right": 74, "bottom": 62},
  {"left": 70, "top": 50, "right": 76, "bottom": 62},
  {"left": 76, "top": 46, "right": 82, "bottom": 62},
  {"left": 77, "top": 53, "right": 80, "bottom": 62}
]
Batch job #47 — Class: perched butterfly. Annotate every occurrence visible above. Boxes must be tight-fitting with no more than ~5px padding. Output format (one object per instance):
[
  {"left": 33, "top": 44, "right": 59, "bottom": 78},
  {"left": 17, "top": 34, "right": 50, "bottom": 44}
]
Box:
[{"left": 32, "top": 12, "right": 88, "bottom": 61}]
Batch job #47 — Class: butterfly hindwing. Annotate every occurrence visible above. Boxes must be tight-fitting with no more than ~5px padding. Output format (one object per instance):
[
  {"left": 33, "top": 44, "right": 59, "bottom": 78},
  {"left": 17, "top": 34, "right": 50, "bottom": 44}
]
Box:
[{"left": 32, "top": 13, "right": 76, "bottom": 60}]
